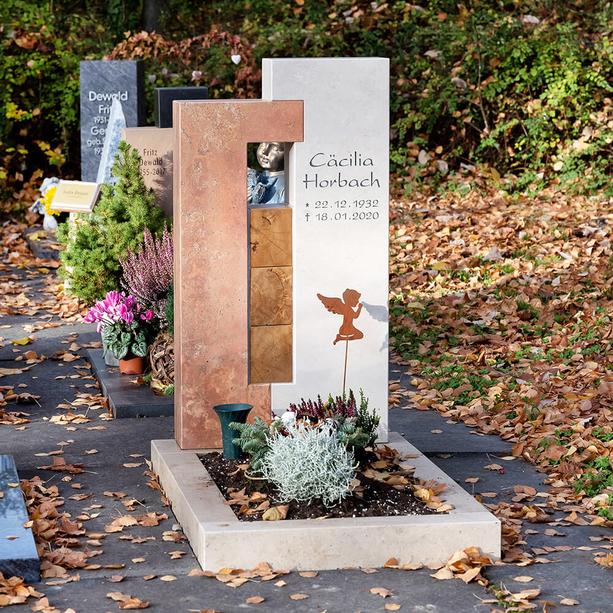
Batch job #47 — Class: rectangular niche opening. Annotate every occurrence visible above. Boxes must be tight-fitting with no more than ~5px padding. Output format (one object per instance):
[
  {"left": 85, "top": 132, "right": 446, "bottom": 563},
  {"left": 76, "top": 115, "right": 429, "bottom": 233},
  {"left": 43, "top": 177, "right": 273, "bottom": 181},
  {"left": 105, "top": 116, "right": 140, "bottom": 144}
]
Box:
[{"left": 247, "top": 142, "right": 293, "bottom": 384}]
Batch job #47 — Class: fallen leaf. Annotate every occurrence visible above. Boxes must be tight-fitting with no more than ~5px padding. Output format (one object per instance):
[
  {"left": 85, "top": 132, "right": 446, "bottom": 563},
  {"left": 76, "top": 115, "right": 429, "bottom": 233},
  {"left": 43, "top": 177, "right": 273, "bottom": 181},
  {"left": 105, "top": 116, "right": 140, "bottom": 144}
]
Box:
[
  {"left": 513, "top": 576, "right": 534, "bottom": 583},
  {"left": 12, "top": 336, "right": 33, "bottom": 346},
  {"left": 430, "top": 567, "right": 454, "bottom": 580},
  {"left": 370, "top": 587, "right": 393, "bottom": 598},
  {"left": 510, "top": 588, "right": 541, "bottom": 601},
  {"left": 262, "top": 505, "right": 289, "bottom": 521}
]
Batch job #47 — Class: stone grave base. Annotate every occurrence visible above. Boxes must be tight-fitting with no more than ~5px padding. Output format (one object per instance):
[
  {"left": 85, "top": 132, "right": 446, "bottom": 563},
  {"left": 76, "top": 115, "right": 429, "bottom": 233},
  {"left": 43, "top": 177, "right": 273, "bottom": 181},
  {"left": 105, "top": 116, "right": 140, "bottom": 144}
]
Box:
[
  {"left": 87, "top": 349, "right": 173, "bottom": 418},
  {"left": 151, "top": 433, "right": 500, "bottom": 571}
]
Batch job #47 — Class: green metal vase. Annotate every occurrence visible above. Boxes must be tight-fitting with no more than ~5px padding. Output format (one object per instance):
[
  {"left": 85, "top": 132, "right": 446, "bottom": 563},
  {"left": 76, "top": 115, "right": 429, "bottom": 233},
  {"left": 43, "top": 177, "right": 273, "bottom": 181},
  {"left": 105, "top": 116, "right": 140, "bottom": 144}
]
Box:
[{"left": 213, "top": 403, "right": 253, "bottom": 460}]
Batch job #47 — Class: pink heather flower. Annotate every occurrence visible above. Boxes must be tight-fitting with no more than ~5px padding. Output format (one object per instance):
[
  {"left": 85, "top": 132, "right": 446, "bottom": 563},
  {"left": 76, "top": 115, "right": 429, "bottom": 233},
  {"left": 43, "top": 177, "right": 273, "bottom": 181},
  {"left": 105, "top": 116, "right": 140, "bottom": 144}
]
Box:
[{"left": 120, "top": 225, "right": 173, "bottom": 320}]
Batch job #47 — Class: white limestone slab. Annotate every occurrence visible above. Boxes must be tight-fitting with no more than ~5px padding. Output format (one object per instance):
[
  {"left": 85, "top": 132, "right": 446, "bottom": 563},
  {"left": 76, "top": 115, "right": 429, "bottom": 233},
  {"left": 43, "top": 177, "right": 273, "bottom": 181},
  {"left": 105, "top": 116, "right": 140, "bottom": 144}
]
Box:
[
  {"left": 151, "top": 433, "right": 501, "bottom": 571},
  {"left": 262, "top": 58, "right": 390, "bottom": 439}
]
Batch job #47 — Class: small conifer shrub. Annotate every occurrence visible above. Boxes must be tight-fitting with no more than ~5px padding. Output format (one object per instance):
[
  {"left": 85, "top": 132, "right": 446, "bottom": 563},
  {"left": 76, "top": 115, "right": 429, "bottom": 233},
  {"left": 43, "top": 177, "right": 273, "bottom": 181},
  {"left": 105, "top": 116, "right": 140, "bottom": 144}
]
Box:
[{"left": 58, "top": 142, "right": 166, "bottom": 304}]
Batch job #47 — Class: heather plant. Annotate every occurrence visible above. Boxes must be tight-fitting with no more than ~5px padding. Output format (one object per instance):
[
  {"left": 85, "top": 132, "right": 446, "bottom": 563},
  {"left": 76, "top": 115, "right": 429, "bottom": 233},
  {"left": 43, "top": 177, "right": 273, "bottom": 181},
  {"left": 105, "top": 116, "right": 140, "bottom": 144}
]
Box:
[
  {"left": 260, "top": 422, "right": 357, "bottom": 507},
  {"left": 121, "top": 225, "right": 173, "bottom": 321},
  {"left": 289, "top": 390, "right": 358, "bottom": 420},
  {"left": 288, "top": 389, "right": 380, "bottom": 451}
]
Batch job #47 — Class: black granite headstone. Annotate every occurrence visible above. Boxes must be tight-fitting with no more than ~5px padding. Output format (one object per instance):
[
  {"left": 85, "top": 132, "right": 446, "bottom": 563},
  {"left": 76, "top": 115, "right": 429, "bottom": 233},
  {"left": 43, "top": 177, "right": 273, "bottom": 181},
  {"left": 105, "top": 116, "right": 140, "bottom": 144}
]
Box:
[
  {"left": 0, "top": 455, "right": 39, "bottom": 581},
  {"left": 154, "top": 86, "right": 208, "bottom": 128},
  {"left": 80, "top": 60, "right": 144, "bottom": 181}
]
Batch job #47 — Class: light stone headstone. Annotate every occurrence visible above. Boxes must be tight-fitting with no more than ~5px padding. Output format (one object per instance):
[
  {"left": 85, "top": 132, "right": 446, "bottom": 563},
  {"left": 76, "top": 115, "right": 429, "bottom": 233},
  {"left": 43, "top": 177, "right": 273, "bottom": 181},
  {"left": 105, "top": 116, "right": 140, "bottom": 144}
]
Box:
[
  {"left": 263, "top": 58, "right": 390, "bottom": 439},
  {"left": 80, "top": 60, "right": 144, "bottom": 181},
  {"left": 122, "top": 127, "right": 173, "bottom": 217},
  {"left": 95, "top": 98, "right": 126, "bottom": 185}
]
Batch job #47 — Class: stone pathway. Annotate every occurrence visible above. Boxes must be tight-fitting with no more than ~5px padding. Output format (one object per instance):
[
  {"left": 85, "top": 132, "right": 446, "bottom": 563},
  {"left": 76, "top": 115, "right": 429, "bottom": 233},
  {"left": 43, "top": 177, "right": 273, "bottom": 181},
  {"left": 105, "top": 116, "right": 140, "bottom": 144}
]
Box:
[{"left": 1, "top": 268, "right": 611, "bottom": 612}]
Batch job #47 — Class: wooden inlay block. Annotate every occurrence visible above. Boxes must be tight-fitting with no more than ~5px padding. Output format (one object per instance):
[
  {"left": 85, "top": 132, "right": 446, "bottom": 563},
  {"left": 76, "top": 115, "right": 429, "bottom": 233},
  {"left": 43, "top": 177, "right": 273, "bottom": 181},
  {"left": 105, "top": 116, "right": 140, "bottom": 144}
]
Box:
[
  {"left": 250, "top": 208, "right": 292, "bottom": 268},
  {"left": 250, "top": 325, "right": 292, "bottom": 384},
  {"left": 250, "top": 267, "right": 292, "bottom": 326}
]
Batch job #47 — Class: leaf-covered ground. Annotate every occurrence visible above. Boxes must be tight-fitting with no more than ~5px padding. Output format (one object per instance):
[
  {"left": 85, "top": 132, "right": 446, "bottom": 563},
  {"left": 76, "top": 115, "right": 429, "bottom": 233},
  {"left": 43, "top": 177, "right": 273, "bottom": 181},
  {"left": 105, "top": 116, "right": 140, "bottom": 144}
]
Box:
[
  {"left": 1, "top": 207, "right": 612, "bottom": 612},
  {"left": 390, "top": 189, "right": 613, "bottom": 523}
]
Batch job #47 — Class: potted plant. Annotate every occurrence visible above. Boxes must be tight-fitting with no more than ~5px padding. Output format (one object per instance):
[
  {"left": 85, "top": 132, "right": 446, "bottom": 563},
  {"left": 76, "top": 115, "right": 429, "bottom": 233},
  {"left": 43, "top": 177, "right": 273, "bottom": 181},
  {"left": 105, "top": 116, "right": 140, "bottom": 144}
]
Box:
[
  {"left": 84, "top": 290, "right": 155, "bottom": 374},
  {"left": 120, "top": 225, "right": 174, "bottom": 390}
]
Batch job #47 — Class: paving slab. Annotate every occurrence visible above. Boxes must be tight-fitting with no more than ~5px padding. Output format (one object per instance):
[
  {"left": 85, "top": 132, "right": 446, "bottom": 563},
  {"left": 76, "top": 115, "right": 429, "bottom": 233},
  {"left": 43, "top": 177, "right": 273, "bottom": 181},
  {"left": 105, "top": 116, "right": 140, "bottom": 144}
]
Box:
[{"left": 23, "top": 226, "right": 61, "bottom": 261}]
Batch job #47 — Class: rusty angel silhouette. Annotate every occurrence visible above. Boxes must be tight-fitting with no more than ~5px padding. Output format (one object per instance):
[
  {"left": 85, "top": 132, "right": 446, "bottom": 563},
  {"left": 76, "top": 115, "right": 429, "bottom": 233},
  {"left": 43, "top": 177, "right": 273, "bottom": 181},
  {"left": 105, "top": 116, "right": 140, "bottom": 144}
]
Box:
[{"left": 317, "top": 289, "right": 364, "bottom": 394}]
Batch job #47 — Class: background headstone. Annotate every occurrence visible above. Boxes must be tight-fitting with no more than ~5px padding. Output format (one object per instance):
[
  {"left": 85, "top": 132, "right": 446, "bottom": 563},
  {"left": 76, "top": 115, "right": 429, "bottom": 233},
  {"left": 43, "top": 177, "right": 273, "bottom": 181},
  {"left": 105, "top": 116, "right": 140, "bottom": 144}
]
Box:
[
  {"left": 96, "top": 98, "right": 126, "bottom": 184},
  {"left": 80, "top": 60, "right": 144, "bottom": 181},
  {"left": 263, "top": 58, "right": 390, "bottom": 439},
  {"left": 122, "top": 127, "right": 173, "bottom": 217},
  {"left": 154, "top": 86, "right": 208, "bottom": 128}
]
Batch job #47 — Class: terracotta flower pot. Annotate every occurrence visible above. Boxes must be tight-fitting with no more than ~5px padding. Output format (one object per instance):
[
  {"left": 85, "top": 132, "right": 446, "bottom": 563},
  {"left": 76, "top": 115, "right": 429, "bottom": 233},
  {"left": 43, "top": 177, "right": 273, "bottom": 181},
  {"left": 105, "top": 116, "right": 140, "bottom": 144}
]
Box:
[{"left": 119, "top": 355, "right": 145, "bottom": 375}]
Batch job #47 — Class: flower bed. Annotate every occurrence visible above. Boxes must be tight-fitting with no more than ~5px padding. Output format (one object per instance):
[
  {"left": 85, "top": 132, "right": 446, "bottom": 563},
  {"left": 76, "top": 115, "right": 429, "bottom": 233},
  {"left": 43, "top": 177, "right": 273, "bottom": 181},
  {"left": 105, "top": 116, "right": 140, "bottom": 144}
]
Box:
[
  {"left": 200, "top": 445, "right": 448, "bottom": 521},
  {"left": 199, "top": 392, "right": 453, "bottom": 522}
]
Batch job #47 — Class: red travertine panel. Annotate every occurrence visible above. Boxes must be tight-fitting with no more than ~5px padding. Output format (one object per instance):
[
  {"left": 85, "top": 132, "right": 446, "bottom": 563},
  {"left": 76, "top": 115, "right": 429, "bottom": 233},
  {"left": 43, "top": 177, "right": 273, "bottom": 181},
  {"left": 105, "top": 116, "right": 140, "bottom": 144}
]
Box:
[{"left": 173, "top": 100, "right": 303, "bottom": 449}]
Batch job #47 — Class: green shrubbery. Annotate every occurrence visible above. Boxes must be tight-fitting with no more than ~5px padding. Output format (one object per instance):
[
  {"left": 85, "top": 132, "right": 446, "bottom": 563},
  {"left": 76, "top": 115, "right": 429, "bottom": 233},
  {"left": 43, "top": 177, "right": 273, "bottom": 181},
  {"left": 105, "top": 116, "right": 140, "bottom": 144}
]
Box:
[
  {"left": 58, "top": 142, "right": 165, "bottom": 303},
  {"left": 225, "top": 0, "right": 611, "bottom": 193},
  {"left": 1, "top": 0, "right": 611, "bottom": 208},
  {"left": 0, "top": 1, "right": 106, "bottom": 209}
]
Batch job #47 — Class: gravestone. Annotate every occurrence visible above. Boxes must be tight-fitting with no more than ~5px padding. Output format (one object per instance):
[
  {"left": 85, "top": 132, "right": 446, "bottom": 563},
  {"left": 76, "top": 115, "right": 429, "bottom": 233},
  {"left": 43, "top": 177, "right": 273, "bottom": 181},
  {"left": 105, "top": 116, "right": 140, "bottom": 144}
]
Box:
[
  {"left": 263, "top": 58, "right": 390, "bottom": 438},
  {"left": 80, "top": 60, "right": 144, "bottom": 181},
  {"left": 122, "top": 127, "right": 173, "bottom": 217},
  {"left": 154, "top": 86, "right": 208, "bottom": 128},
  {"left": 173, "top": 58, "right": 388, "bottom": 449},
  {"left": 0, "top": 456, "right": 39, "bottom": 581},
  {"left": 173, "top": 99, "right": 303, "bottom": 449},
  {"left": 152, "top": 59, "right": 500, "bottom": 574}
]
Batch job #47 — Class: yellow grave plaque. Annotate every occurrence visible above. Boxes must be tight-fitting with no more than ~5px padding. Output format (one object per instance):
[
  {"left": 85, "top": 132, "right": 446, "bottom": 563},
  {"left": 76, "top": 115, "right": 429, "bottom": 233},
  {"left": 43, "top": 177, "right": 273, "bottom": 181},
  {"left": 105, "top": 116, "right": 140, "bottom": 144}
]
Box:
[{"left": 51, "top": 180, "right": 101, "bottom": 213}]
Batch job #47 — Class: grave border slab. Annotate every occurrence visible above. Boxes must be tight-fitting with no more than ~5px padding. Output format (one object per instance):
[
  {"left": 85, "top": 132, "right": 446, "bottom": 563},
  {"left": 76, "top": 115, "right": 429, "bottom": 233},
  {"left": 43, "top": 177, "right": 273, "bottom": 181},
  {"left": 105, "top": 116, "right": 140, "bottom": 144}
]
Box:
[
  {"left": 0, "top": 455, "right": 40, "bottom": 582},
  {"left": 87, "top": 349, "right": 173, "bottom": 418},
  {"left": 151, "top": 433, "right": 501, "bottom": 571}
]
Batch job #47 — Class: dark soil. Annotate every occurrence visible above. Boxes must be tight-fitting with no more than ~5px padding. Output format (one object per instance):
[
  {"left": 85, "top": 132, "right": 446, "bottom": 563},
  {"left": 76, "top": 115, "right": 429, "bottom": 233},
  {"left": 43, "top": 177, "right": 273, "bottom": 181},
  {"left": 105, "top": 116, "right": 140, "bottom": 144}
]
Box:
[{"left": 199, "top": 452, "right": 436, "bottom": 521}]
